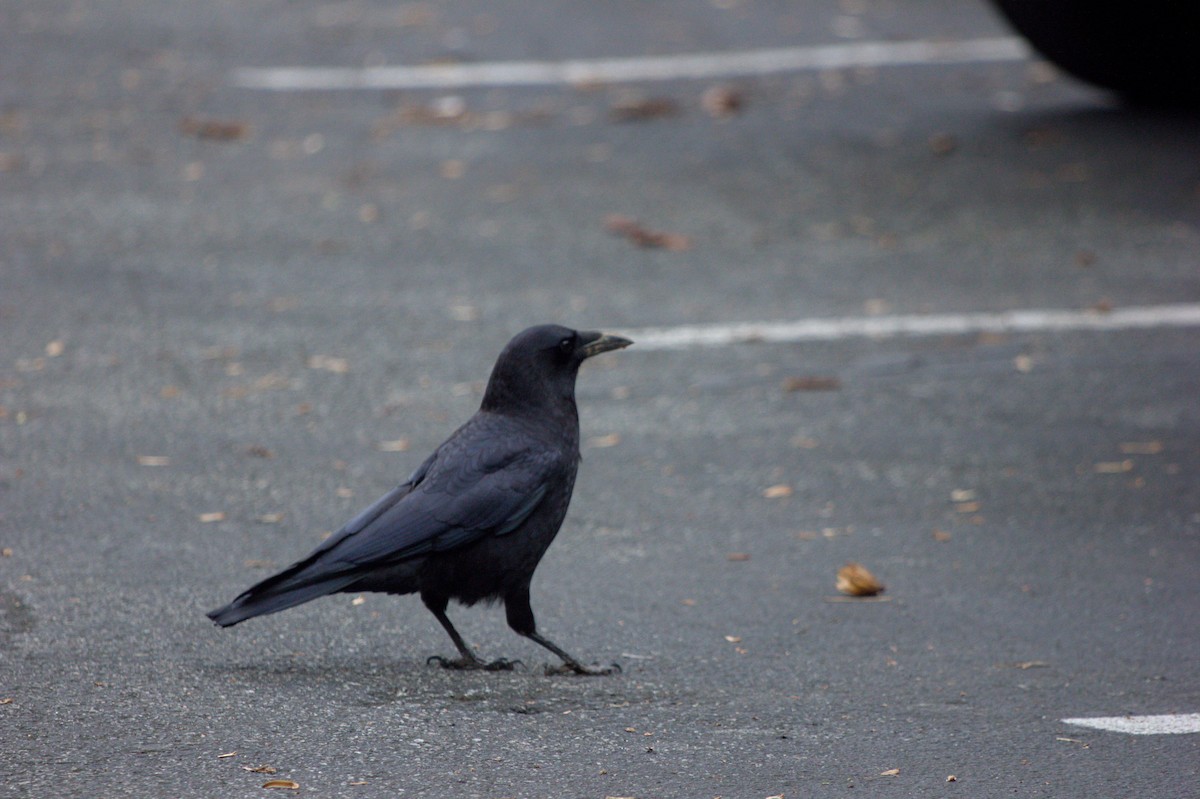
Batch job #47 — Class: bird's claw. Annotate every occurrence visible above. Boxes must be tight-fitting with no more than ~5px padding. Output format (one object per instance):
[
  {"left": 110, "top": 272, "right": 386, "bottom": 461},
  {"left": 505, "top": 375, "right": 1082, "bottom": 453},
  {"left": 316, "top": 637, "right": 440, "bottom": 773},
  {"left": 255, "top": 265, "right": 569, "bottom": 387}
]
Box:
[{"left": 543, "top": 660, "right": 622, "bottom": 677}]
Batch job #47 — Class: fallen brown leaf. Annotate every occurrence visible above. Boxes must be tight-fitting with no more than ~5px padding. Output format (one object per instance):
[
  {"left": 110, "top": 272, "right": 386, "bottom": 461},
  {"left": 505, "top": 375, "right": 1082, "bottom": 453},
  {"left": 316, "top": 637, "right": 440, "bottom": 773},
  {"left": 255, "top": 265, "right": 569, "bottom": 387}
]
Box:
[
  {"left": 199, "top": 512, "right": 226, "bottom": 523},
  {"left": 880, "top": 768, "right": 900, "bottom": 776},
  {"left": 782, "top": 376, "right": 841, "bottom": 392},
  {"left": 701, "top": 85, "right": 744, "bottom": 118},
  {"left": 604, "top": 214, "right": 691, "bottom": 251},
  {"left": 180, "top": 116, "right": 250, "bottom": 141},
  {"left": 243, "top": 765, "right": 278, "bottom": 774},
  {"left": 836, "top": 562, "right": 885, "bottom": 596},
  {"left": 932, "top": 529, "right": 953, "bottom": 542},
  {"left": 1119, "top": 441, "right": 1163, "bottom": 455},
  {"left": 724, "top": 635, "right": 742, "bottom": 643},
  {"left": 307, "top": 355, "right": 350, "bottom": 374},
  {"left": 726, "top": 552, "right": 751, "bottom": 562},
  {"left": 946, "top": 775, "right": 958, "bottom": 782},
  {"left": 262, "top": 780, "right": 300, "bottom": 790},
  {"left": 610, "top": 96, "right": 680, "bottom": 122},
  {"left": 762, "top": 484, "right": 793, "bottom": 499},
  {"left": 928, "top": 132, "right": 958, "bottom": 155},
  {"left": 1094, "top": 460, "right": 1133, "bottom": 474}
]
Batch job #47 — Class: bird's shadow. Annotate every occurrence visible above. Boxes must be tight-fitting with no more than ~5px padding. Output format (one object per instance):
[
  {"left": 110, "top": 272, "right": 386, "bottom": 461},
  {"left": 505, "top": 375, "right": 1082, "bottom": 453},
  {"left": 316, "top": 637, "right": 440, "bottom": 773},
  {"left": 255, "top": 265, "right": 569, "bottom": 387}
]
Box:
[{"left": 194, "top": 653, "right": 637, "bottom": 714}]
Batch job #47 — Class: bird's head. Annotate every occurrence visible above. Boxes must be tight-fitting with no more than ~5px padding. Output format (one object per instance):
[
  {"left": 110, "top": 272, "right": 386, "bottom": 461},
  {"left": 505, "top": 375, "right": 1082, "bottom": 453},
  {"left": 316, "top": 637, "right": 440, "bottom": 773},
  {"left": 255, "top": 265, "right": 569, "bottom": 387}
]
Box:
[{"left": 481, "top": 324, "right": 632, "bottom": 415}]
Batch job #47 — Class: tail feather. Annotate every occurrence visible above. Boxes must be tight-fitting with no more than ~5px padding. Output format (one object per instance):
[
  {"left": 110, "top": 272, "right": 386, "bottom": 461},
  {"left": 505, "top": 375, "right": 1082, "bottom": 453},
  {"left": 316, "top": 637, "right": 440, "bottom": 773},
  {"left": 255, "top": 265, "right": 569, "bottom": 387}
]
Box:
[{"left": 207, "top": 565, "right": 361, "bottom": 627}]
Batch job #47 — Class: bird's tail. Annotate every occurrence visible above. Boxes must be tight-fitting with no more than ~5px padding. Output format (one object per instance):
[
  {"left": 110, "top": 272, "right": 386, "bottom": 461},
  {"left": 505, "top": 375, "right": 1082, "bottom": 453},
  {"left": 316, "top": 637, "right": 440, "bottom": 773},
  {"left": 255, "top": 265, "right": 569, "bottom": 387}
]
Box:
[{"left": 206, "top": 564, "right": 361, "bottom": 627}]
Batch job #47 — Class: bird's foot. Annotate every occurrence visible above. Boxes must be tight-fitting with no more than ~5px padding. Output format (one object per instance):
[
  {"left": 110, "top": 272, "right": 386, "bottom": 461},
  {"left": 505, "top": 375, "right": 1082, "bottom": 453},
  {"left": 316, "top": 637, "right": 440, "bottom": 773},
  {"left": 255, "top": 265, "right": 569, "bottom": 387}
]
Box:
[
  {"left": 544, "top": 660, "right": 622, "bottom": 677},
  {"left": 427, "top": 654, "right": 523, "bottom": 672}
]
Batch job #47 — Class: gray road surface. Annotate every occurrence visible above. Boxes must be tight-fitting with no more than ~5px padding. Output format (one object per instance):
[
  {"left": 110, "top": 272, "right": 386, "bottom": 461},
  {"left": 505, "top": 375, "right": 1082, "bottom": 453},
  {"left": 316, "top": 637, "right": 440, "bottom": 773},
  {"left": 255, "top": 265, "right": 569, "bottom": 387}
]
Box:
[{"left": 2, "top": 1, "right": 1198, "bottom": 797}]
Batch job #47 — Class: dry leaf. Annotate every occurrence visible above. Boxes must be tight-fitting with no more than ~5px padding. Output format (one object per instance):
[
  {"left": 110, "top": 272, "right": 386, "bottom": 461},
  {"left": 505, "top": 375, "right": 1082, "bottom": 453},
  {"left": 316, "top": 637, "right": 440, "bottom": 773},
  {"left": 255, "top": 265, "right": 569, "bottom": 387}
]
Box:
[
  {"left": 932, "top": 529, "right": 952, "bottom": 542},
  {"left": 880, "top": 768, "right": 900, "bottom": 776},
  {"left": 1094, "top": 460, "right": 1133, "bottom": 474},
  {"left": 701, "top": 85, "right": 744, "bottom": 118},
  {"left": 588, "top": 433, "right": 621, "bottom": 448},
  {"left": 1, "top": 548, "right": 12, "bottom": 557},
  {"left": 928, "top": 132, "right": 958, "bottom": 155},
  {"left": 378, "top": 439, "right": 411, "bottom": 452},
  {"left": 262, "top": 780, "right": 300, "bottom": 790},
  {"left": 836, "top": 562, "right": 885, "bottom": 596},
  {"left": 243, "top": 765, "right": 278, "bottom": 774},
  {"left": 351, "top": 596, "right": 366, "bottom": 606},
  {"left": 180, "top": 116, "right": 250, "bottom": 141},
  {"left": 137, "top": 455, "right": 170, "bottom": 466},
  {"left": 199, "top": 512, "right": 226, "bottom": 523},
  {"left": 307, "top": 355, "right": 349, "bottom": 374},
  {"left": 1119, "top": 441, "right": 1163, "bottom": 455},
  {"left": 610, "top": 96, "right": 680, "bottom": 122},
  {"left": 726, "top": 552, "right": 751, "bottom": 562},
  {"left": 45, "top": 340, "right": 65, "bottom": 357},
  {"left": 724, "top": 635, "right": 742, "bottom": 643},
  {"left": 762, "top": 484, "right": 793, "bottom": 499},
  {"left": 782, "top": 376, "right": 841, "bottom": 392},
  {"left": 604, "top": 214, "right": 691, "bottom": 251},
  {"left": 0, "top": 697, "right": 12, "bottom": 704},
  {"left": 946, "top": 775, "right": 958, "bottom": 782},
  {"left": 217, "top": 751, "right": 238, "bottom": 759},
  {"left": 950, "top": 489, "right": 976, "bottom": 502},
  {"left": 954, "top": 501, "right": 982, "bottom": 513}
]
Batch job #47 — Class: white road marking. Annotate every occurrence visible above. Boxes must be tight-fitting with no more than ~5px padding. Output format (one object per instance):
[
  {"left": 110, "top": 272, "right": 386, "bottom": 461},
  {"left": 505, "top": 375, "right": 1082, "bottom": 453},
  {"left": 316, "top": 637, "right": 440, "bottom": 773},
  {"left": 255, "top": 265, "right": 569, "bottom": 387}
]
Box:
[
  {"left": 619, "top": 303, "right": 1200, "bottom": 351},
  {"left": 1062, "top": 714, "right": 1200, "bottom": 735},
  {"left": 232, "top": 36, "right": 1028, "bottom": 91}
]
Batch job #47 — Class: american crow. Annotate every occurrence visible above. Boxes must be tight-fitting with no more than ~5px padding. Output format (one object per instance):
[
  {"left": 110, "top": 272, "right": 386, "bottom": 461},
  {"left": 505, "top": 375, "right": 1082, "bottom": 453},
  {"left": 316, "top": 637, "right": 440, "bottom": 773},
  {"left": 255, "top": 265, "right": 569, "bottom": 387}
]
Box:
[{"left": 207, "top": 324, "right": 632, "bottom": 675}]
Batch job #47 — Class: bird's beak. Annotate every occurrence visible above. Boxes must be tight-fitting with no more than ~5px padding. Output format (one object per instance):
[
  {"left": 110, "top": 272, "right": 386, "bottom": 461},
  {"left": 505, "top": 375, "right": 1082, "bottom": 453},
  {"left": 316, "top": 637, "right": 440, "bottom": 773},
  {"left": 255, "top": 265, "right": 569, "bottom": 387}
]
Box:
[{"left": 577, "top": 331, "right": 633, "bottom": 359}]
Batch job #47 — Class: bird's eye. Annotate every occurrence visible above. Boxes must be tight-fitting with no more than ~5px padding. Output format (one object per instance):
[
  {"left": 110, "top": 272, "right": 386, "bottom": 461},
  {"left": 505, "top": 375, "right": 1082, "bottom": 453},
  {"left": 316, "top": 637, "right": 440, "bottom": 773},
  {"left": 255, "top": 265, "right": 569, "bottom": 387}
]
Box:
[{"left": 558, "top": 336, "right": 575, "bottom": 355}]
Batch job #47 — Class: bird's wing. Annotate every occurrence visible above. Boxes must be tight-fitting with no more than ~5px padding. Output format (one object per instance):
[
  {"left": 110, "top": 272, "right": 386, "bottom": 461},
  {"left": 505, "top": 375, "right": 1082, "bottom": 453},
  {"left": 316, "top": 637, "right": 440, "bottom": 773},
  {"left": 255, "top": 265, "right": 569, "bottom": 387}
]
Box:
[{"left": 313, "top": 433, "right": 560, "bottom": 569}]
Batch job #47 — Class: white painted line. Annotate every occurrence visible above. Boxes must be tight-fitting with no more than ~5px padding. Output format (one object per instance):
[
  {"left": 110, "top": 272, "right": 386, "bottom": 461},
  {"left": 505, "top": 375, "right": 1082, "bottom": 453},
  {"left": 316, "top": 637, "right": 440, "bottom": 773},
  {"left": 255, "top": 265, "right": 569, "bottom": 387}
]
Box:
[
  {"left": 232, "top": 36, "right": 1029, "bottom": 91},
  {"left": 618, "top": 303, "right": 1200, "bottom": 351},
  {"left": 1062, "top": 714, "right": 1200, "bottom": 735}
]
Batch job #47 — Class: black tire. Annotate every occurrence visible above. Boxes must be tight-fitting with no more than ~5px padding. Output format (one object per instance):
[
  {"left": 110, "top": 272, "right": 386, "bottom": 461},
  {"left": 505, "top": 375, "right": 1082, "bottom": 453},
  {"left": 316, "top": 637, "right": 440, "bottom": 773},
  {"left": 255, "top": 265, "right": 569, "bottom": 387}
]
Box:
[{"left": 989, "top": 0, "right": 1200, "bottom": 107}]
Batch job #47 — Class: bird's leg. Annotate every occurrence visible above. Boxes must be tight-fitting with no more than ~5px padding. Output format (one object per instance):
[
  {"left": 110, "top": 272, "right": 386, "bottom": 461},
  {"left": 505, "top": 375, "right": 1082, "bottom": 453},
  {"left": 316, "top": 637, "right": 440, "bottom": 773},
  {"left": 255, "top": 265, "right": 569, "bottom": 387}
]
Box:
[
  {"left": 505, "top": 587, "right": 620, "bottom": 677},
  {"left": 422, "top": 592, "right": 520, "bottom": 671}
]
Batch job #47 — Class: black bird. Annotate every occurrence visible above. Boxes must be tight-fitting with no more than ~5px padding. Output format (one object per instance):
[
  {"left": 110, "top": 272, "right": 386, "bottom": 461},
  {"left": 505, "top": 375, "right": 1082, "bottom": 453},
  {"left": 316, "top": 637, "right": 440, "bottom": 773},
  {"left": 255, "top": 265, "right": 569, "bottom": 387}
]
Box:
[{"left": 207, "top": 324, "right": 632, "bottom": 675}]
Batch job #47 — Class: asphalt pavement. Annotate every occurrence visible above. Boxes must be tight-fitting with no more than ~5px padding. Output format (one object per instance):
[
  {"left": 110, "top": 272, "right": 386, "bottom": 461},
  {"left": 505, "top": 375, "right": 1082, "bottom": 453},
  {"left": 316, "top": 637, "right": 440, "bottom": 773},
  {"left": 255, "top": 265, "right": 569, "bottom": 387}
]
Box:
[{"left": 2, "top": 1, "right": 1198, "bottom": 797}]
